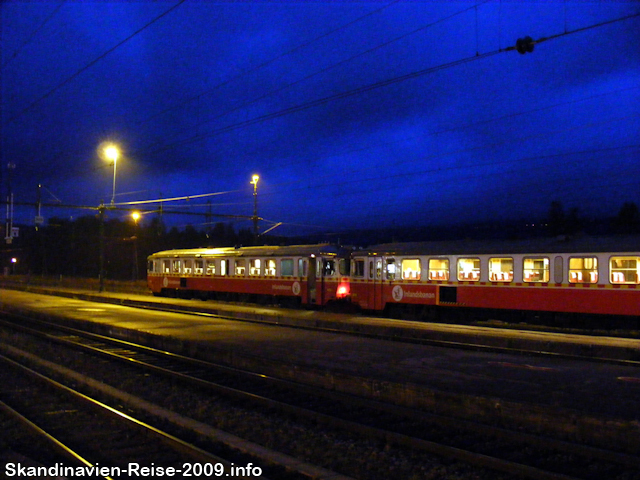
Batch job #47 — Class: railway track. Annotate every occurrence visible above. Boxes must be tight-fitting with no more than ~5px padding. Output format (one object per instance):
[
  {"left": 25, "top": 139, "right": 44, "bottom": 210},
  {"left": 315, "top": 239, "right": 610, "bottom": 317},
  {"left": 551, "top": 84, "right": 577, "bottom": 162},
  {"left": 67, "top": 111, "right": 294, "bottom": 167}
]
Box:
[
  {"left": 1, "top": 312, "right": 638, "bottom": 480},
  {"left": 0, "top": 354, "right": 263, "bottom": 480}
]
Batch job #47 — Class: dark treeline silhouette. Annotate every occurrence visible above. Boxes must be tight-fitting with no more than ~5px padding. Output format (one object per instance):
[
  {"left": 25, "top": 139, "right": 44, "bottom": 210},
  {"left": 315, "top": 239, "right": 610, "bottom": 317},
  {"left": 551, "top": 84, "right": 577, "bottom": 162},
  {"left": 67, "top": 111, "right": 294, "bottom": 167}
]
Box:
[
  {"left": 1, "top": 213, "right": 274, "bottom": 280},
  {"left": 2, "top": 201, "right": 639, "bottom": 279}
]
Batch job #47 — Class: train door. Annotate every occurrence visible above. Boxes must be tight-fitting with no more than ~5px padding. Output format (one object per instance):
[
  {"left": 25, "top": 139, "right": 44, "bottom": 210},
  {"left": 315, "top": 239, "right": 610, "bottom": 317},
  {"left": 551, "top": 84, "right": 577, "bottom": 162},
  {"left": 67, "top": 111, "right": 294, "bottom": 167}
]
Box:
[
  {"left": 374, "top": 258, "right": 384, "bottom": 309},
  {"left": 369, "top": 256, "right": 385, "bottom": 310},
  {"left": 307, "top": 256, "right": 317, "bottom": 304}
]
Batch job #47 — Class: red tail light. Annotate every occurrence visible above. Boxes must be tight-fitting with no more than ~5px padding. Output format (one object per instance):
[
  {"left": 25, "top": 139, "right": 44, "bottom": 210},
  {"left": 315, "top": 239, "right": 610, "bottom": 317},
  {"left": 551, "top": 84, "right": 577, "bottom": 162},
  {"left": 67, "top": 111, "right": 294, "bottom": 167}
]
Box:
[{"left": 336, "top": 282, "right": 349, "bottom": 298}]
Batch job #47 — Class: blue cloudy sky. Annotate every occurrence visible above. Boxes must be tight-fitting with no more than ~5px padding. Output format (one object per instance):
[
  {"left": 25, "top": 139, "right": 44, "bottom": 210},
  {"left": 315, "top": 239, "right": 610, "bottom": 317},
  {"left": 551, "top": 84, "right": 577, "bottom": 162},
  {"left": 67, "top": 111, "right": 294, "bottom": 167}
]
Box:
[{"left": 2, "top": 1, "right": 639, "bottom": 236}]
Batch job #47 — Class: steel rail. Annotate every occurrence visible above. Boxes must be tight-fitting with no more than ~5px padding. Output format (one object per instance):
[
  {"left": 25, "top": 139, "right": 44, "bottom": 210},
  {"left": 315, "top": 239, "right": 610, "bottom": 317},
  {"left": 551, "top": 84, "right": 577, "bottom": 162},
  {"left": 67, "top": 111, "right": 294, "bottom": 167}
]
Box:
[
  {"left": 2, "top": 313, "right": 638, "bottom": 480},
  {"left": 0, "top": 353, "right": 260, "bottom": 479}
]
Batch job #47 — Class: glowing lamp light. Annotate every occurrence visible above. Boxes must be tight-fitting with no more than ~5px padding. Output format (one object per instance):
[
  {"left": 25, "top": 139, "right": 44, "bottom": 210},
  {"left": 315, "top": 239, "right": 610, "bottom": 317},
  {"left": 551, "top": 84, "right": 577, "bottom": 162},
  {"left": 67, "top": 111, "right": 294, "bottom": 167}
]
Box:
[
  {"left": 336, "top": 283, "right": 349, "bottom": 298},
  {"left": 11, "top": 258, "right": 17, "bottom": 264},
  {"left": 104, "top": 145, "right": 119, "bottom": 163}
]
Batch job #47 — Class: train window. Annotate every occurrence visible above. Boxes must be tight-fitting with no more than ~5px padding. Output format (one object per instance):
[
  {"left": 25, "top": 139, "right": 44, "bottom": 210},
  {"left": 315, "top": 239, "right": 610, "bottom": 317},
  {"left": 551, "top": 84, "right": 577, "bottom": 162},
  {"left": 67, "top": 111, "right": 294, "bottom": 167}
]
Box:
[
  {"left": 249, "top": 259, "right": 261, "bottom": 276},
  {"left": 183, "top": 259, "right": 193, "bottom": 274},
  {"left": 206, "top": 261, "right": 215, "bottom": 275},
  {"left": 298, "top": 258, "right": 307, "bottom": 277},
  {"left": 457, "top": 258, "right": 480, "bottom": 281},
  {"left": 376, "top": 259, "right": 382, "bottom": 279},
  {"left": 386, "top": 259, "right": 396, "bottom": 280},
  {"left": 148, "top": 261, "right": 155, "bottom": 273},
  {"left": 569, "top": 257, "right": 598, "bottom": 283},
  {"left": 194, "top": 259, "right": 204, "bottom": 275},
  {"left": 221, "top": 259, "right": 229, "bottom": 276},
  {"left": 235, "top": 259, "right": 246, "bottom": 276},
  {"left": 266, "top": 259, "right": 276, "bottom": 276},
  {"left": 281, "top": 259, "right": 294, "bottom": 276},
  {"left": 369, "top": 261, "right": 374, "bottom": 279},
  {"left": 172, "top": 259, "right": 181, "bottom": 274},
  {"left": 323, "top": 260, "right": 336, "bottom": 277},
  {"left": 402, "top": 259, "right": 421, "bottom": 280},
  {"left": 428, "top": 258, "right": 450, "bottom": 281},
  {"left": 610, "top": 256, "right": 640, "bottom": 284},
  {"left": 353, "top": 259, "right": 365, "bottom": 278},
  {"left": 162, "top": 259, "right": 171, "bottom": 273},
  {"left": 339, "top": 259, "right": 350, "bottom": 276},
  {"left": 523, "top": 257, "right": 549, "bottom": 283},
  {"left": 489, "top": 258, "right": 513, "bottom": 282}
]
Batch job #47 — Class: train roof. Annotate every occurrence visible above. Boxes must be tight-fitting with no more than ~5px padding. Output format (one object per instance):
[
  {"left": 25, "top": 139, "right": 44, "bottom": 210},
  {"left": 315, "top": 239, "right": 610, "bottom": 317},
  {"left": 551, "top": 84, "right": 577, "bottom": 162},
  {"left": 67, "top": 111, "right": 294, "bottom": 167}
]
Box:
[
  {"left": 355, "top": 235, "right": 640, "bottom": 256},
  {"left": 148, "top": 243, "right": 351, "bottom": 259}
]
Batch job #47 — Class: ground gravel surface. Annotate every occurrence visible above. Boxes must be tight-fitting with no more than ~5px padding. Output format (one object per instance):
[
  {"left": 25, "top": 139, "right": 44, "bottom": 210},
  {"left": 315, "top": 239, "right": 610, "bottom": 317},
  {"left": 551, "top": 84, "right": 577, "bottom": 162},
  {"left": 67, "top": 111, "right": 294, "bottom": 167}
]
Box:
[{"left": 0, "top": 329, "right": 512, "bottom": 480}]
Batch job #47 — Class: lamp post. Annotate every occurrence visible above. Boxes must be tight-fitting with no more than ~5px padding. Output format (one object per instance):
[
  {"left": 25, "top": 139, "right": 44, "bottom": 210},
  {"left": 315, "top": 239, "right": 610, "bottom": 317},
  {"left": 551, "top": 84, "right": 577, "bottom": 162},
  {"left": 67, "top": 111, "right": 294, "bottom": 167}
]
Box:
[
  {"left": 250, "top": 174, "right": 259, "bottom": 240},
  {"left": 131, "top": 211, "right": 140, "bottom": 281},
  {"left": 105, "top": 145, "right": 119, "bottom": 206}
]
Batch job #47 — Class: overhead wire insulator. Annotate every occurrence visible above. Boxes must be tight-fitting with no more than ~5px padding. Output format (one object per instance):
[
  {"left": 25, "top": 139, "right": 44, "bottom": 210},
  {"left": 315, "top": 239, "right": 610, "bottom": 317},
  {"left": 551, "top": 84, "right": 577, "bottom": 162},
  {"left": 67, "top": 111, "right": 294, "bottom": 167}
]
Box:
[{"left": 516, "top": 36, "right": 535, "bottom": 54}]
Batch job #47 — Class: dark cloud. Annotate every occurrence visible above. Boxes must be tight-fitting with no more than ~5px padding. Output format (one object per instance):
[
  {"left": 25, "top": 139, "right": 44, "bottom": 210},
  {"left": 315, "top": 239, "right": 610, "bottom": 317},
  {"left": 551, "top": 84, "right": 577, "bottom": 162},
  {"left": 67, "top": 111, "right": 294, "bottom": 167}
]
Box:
[{"left": 2, "top": 1, "right": 639, "bottom": 235}]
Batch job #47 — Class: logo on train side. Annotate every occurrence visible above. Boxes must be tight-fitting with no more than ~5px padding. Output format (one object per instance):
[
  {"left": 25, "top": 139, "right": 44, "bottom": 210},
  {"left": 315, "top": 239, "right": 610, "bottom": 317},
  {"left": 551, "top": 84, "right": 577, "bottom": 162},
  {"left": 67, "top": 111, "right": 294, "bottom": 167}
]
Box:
[
  {"left": 163, "top": 277, "right": 169, "bottom": 288},
  {"left": 292, "top": 281, "right": 301, "bottom": 295},
  {"left": 392, "top": 285, "right": 403, "bottom": 301}
]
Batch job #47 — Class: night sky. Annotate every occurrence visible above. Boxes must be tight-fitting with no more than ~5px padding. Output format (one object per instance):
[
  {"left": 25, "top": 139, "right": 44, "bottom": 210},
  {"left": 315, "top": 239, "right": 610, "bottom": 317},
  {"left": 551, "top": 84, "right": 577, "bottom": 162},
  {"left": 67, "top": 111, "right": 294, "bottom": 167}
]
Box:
[{"left": 2, "top": 1, "right": 639, "bottom": 238}]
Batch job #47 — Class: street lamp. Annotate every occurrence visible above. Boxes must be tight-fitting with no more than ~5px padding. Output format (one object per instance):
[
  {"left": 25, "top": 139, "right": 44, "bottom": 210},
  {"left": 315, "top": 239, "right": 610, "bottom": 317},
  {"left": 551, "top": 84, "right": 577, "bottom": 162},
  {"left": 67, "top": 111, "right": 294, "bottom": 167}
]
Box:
[
  {"left": 250, "top": 174, "right": 259, "bottom": 239},
  {"left": 104, "top": 144, "right": 119, "bottom": 206}
]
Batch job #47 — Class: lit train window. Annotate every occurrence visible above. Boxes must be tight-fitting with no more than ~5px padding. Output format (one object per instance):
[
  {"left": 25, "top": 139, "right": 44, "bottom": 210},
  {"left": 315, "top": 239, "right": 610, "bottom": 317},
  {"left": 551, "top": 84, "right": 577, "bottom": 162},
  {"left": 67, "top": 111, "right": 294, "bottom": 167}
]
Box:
[
  {"left": 610, "top": 256, "right": 640, "bottom": 284},
  {"left": 523, "top": 257, "right": 549, "bottom": 283},
  {"left": 376, "top": 259, "right": 382, "bottom": 279},
  {"left": 194, "top": 259, "right": 204, "bottom": 275},
  {"left": 457, "top": 258, "right": 480, "bottom": 281},
  {"left": 489, "top": 258, "right": 513, "bottom": 282},
  {"left": 402, "top": 259, "right": 421, "bottom": 280},
  {"left": 353, "top": 259, "right": 365, "bottom": 278},
  {"left": 221, "top": 259, "right": 229, "bottom": 276},
  {"left": 162, "top": 260, "right": 171, "bottom": 273},
  {"left": 298, "top": 258, "right": 307, "bottom": 277},
  {"left": 428, "top": 258, "right": 449, "bottom": 281},
  {"left": 323, "top": 260, "right": 336, "bottom": 277},
  {"left": 249, "top": 259, "right": 261, "bottom": 276},
  {"left": 172, "top": 260, "right": 181, "bottom": 274},
  {"left": 386, "top": 259, "right": 396, "bottom": 280},
  {"left": 569, "top": 257, "right": 598, "bottom": 283},
  {"left": 206, "top": 261, "right": 215, "bottom": 275},
  {"left": 235, "top": 259, "right": 246, "bottom": 276},
  {"left": 281, "top": 259, "right": 294, "bottom": 276},
  {"left": 266, "top": 259, "right": 276, "bottom": 276},
  {"left": 183, "top": 259, "right": 193, "bottom": 274}
]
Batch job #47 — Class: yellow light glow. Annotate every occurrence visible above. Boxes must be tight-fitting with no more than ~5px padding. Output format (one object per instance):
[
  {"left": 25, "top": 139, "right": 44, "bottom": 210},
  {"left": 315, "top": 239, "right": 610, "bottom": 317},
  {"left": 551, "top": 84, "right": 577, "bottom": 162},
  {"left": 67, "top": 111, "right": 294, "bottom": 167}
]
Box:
[
  {"left": 250, "top": 174, "right": 260, "bottom": 185},
  {"left": 105, "top": 145, "right": 119, "bottom": 163},
  {"left": 132, "top": 211, "right": 140, "bottom": 222}
]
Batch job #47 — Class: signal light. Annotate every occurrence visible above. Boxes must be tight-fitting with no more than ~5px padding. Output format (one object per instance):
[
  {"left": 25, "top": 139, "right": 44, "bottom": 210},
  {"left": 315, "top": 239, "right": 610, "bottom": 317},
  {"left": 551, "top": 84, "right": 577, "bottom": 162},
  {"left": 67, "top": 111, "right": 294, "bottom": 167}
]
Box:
[{"left": 516, "top": 36, "right": 535, "bottom": 54}]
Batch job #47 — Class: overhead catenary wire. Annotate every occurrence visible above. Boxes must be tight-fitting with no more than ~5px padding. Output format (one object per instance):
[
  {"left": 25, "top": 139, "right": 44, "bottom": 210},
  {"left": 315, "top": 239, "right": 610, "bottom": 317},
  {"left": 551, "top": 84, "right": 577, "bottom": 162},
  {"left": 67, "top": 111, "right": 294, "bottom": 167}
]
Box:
[
  {"left": 143, "top": 9, "right": 640, "bottom": 156},
  {"left": 5, "top": 0, "right": 188, "bottom": 125},
  {"left": 143, "top": 0, "right": 493, "bottom": 148},
  {"left": 138, "top": 0, "right": 406, "bottom": 126},
  {"left": 1, "top": 0, "right": 67, "bottom": 70}
]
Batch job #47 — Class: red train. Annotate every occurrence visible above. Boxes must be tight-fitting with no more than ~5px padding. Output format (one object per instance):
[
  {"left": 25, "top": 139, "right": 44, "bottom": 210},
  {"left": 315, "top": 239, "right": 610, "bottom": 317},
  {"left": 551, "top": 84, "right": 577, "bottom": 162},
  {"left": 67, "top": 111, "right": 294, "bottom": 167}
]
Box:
[
  {"left": 147, "top": 244, "right": 351, "bottom": 307},
  {"left": 147, "top": 237, "right": 640, "bottom": 323}
]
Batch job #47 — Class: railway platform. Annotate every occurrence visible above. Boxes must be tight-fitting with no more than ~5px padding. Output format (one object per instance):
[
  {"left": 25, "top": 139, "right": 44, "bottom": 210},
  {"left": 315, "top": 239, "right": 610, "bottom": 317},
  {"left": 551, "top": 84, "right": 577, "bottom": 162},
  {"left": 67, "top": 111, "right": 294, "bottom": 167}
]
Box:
[{"left": 1, "top": 283, "right": 639, "bottom": 453}]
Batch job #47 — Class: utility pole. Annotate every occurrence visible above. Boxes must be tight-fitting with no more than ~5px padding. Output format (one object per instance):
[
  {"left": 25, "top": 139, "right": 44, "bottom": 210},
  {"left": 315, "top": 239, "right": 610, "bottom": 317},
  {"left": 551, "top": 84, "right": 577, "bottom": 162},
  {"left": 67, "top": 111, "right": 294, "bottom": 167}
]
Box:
[
  {"left": 4, "top": 162, "right": 15, "bottom": 244},
  {"left": 99, "top": 202, "right": 105, "bottom": 292}
]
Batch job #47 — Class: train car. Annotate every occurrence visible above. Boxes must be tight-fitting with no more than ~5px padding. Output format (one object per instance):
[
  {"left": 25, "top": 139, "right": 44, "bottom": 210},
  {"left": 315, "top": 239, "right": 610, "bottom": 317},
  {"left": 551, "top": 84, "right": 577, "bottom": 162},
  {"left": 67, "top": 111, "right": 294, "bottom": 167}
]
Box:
[
  {"left": 349, "top": 236, "right": 640, "bottom": 324},
  {"left": 147, "top": 244, "right": 351, "bottom": 307}
]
